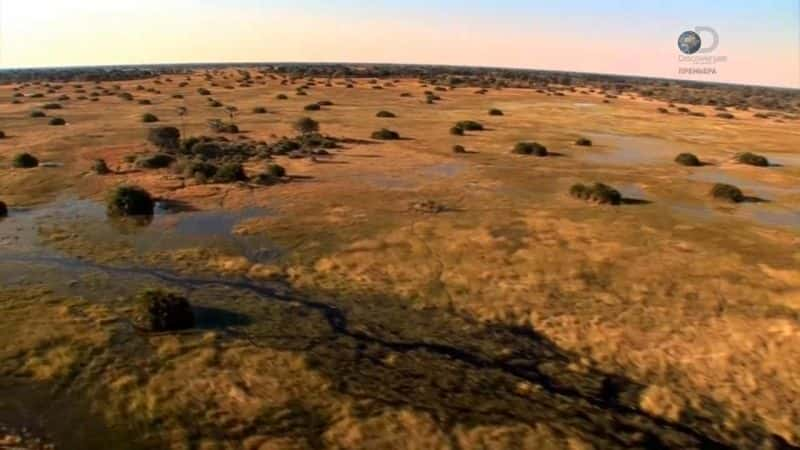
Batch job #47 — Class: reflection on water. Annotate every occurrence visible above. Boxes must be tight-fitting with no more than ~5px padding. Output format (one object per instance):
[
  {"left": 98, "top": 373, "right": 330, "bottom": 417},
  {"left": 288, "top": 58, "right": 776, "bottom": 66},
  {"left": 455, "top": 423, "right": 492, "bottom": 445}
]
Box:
[{"left": 0, "top": 198, "right": 280, "bottom": 263}]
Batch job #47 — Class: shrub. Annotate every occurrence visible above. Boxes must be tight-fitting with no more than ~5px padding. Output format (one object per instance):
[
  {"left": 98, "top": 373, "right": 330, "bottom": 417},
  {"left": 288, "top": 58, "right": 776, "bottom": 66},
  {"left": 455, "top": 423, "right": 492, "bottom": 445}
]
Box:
[
  {"left": 138, "top": 99, "right": 152, "bottom": 105},
  {"left": 452, "top": 145, "right": 466, "bottom": 153},
  {"left": 197, "top": 88, "right": 211, "bottom": 96},
  {"left": 455, "top": 120, "right": 483, "bottom": 131},
  {"left": 371, "top": 128, "right": 400, "bottom": 140},
  {"left": 92, "top": 159, "right": 111, "bottom": 175},
  {"left": 208, "top": 119, "right": 239, "bottom": 134},
  {"left": 252, "top": 107, "right": 267, "bottom": 114},
  {"left": 675, "top": 153, "right": 701, "bottom": 166},
  {"left": 106, "top": 186, "right": 155, "bottom": 216},
  {"left": 265, "top": 163, "right": 286, "bottom": 177},
  {"left": 183, "top": 161, "right": 218, "bottom": 180},
  {"left": 575, "top": 138, "right": 592, "bottom": 147},
  {"left": 450, "top": 126, "right": 464, "bottom": 136},
  {"left": 317, "top": 100, "right": 334, "bottom": 106},
  {"left": 376, "top": 110, "right": 396, "bottom": 118},
  {"left": 717, "top": 112, "right": 735, "bottom": 119},
  {"left": 118, "top": 92, "right": 134, "bottom": 101},
  {"left": 49, "top": 117, "right": 66, "bottom": 126},
  {"left": 657, "top": 107, "right": 669, "bottom": 114},
  {"left": 30, "top": 110, "right": 46, "bottom": 118},
  {"left": 42, "top": 103, "right": 62, "bottom": 110},
  {"left": 304, "top": 103, "right": 321, "bottom": 111},
  {"left": 293, "top": 116, "right": 319, "bottom": 135},
  {"left": 133, "top": 289, "right": 194, "bottom": 332},
  {"left": 141, "top": 113, "right": 159, "bottom": 123},
  {"left": 12, "top": 153, "right": 39, "bottom": 168},
  {"left": 736, "top": 152, "right": 769, "bottom": 167},
  {"left": 512, "top": 142, "right": 548, "bottom": 156},
  {"left": 710, "top": 183, "right": 744, "bottom": 203},
  {"left": 148, "top": 126, "right": 181, "bottom": 150},
  {"left": 276, "top": 94, "right": 288, "bottom": 100},
  {"left": 488, "top": 108, "right": 503, "bottom": 116},
  {"left": 0, "top": 201, "right": 6, "bottom": 218},
  {"left": 136, "top": 153, "right": 175, "bottom": 169},
  {"left": 214, "top": 163, "right": 247, "bottom": 183},
  {"left": 569, "top": 183, "right": 622, "bottom": 205},
  {"left": 0, "top": 131, "right": 5, "bottom": 139},
  {"left": 172, "top": 94, "right": 184, "bottom": 99}
]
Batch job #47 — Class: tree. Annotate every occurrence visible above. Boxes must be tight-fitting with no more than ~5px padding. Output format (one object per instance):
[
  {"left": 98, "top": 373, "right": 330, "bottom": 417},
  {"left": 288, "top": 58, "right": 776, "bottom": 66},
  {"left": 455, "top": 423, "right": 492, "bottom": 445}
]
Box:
[
  {"left": 293, "top": 116, "right": 319, "bottom": 135},
  {"left": 147, "top": 126, "right": 181, "bottom": 151}
]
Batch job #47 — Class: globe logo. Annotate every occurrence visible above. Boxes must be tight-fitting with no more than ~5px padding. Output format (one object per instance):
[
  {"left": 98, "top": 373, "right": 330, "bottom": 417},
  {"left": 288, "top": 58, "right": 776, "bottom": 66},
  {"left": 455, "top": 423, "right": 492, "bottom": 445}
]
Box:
[{"left": 678, "top": 31, "right": 702, "bottom": 55}]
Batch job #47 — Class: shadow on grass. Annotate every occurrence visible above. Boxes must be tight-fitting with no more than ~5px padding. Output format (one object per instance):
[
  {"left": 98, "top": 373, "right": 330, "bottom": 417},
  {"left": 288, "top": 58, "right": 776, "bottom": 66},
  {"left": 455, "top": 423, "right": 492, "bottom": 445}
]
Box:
[{"left": 2, "top": 255, "right": 792, "bottom": 450}]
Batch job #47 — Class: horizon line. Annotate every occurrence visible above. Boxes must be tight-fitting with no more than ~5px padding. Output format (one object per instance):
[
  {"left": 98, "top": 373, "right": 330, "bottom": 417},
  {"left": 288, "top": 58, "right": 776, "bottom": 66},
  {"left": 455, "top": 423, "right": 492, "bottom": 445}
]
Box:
[{"left": 0, "top": 59, "right": 797, "bottom": 92}]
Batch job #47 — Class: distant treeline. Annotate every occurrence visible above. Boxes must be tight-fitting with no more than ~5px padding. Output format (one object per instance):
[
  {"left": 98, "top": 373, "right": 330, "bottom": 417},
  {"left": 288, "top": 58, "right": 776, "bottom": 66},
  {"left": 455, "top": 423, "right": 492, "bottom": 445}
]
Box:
[{"left": 1, "top": 62, "right": 797, "bottom": 113}]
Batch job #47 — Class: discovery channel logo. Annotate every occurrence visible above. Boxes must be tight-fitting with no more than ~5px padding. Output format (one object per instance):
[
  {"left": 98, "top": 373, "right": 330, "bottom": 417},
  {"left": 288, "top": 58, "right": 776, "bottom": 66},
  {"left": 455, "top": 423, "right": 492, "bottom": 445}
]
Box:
[
  {"left": 678, "top": 27, "right": 719, "bottom": 55},
  {"left": 677, "top": 26, "right": 727, "bottom": 74}
]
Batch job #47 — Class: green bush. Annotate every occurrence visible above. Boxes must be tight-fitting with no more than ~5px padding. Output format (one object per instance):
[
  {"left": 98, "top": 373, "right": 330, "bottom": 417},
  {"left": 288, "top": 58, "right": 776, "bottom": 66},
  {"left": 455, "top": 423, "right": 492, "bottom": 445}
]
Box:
[
  {"left": 265, "top": 163, "right": 286, "bottom": 177},
  {"left": 717, "top": 112, "right": 735, "bottom": 119},
  {"left": 147, "top": 126, "right": 181, "bottom": 150},
  {"left": 214, "top": 163, "right": 247, "bottom": 183},
  {"left": 0, "top": 201, "right": 6, "bottom": 217},
  {"left": 675, "top": 153, "right": 701, "bottom": 166},
  {"left": 736, "top": 152, "right": 769, "bottom": 167},
  {"left": 710, "top": 183, "right": 744, "bottom": 203},
  {"left": 575, "top": 138, "right": 592, "bottom": 147},
  {"left": 488, "top": 108, "right": 503, "bottom": 116},
  {"left": 49, "top": 117, "right": 66, "bottom": 126},
  {"left": 136, "top": 153, "right": 175, "bottom": 169},
  {"left": 42, "top": 103, "right": 62, "bottom": 110},
  {"left": 452, "top": 145, "right": 466, "bottom": 153},
  {"left": 455, "top": 120, "right": 483, "bottom": 131},
  {"left": 92, "top": 159, "right": 111, "bottom": 175},
  {"left": 570, "top": 183, "right": 622, "bottom": 205},
  {"left": 304, "top": 103, "right": 321, "bottom": 111},
  {"left": 142, "top": 113, "right": 159, "bottom": 123},
  {"left": 317, "top": 100, "right": 334, "bottom": 106},
  {"left": 197, "top": 88, "right": 211, "bottom": 96},
  {"left": 512, "top": 142, "right": 548, "bottom": 156},
  {"left": 276, "top": 94, "right": 288, "bottom": 100},
  {"left": 138, "top": 99, "right": 152, "bottom": 105},
  {"left": 0, "top": 131, "right": 5, "bottom": 139},
  {"left": 30, "top": 110, "right": 46, "bottom": 118},
  {"left": 118, "top": 92, "right": 134, "bottom": 101},
  {"left": 252, "top": 107, "right": 267, "bottom": 114},
  {"left": 106, "top": 185, "right": 155, "bottom": 216},
  {"left": 293, "top": 117, "right": 319, "bottom": 135},
  {"left": 133, "top": 289, "right": 194, "bottom": 332},
  {"left": 12, "top": 153, "right": 39, "bottom": 168},
  {"left": 450, "top": 126, "right": 464, "bottom": 136},
  {"left": 376, "top": 110, "right": 396, "bottom": 118},
  {"left": 371, "top": 128, "right": 400, "bottom": 140}
]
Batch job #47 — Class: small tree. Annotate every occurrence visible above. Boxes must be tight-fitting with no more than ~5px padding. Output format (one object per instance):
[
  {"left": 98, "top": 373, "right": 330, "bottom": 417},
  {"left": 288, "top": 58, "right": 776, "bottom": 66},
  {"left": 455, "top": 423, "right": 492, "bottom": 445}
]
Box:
[
  {"left": 147, "top": 126, "right": 181, "bottom": 151},
  {"left": 293, "top": 117, "right": 319, "bottom": 135}
]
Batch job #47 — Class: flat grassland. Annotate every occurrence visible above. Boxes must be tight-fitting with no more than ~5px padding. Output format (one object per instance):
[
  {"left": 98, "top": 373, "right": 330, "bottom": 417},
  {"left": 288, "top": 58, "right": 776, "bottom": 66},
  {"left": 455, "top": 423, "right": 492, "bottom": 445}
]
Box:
[{"left": 0, "top": 70, "right": 799, "bottom": 449}]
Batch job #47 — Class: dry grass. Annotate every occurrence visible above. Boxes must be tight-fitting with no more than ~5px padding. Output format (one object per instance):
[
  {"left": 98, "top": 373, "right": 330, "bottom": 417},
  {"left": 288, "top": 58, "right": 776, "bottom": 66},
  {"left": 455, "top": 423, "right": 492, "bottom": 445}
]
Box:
[{"left": 1, "top": 69, "right": 800, "bottom": 448}]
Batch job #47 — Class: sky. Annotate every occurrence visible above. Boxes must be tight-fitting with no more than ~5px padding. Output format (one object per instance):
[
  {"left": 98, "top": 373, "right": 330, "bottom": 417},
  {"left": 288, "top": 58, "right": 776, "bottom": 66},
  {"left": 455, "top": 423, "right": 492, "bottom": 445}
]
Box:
[{"left": 1, "top": 0, "right": 798, "bottom": 88}]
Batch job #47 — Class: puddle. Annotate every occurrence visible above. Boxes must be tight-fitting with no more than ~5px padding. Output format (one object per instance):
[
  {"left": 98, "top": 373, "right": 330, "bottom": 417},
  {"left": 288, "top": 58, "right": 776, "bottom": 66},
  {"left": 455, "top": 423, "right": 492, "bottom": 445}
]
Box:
[
  {"left": 671, "top": 201, "right": 800, "bottom": 230},
  {"left": 687, "top": 170, "right": 800, "bottom": 197},
  {"left": 420, "top": 162, "right": 466, "bottom": 178},
  {"left": 577, "top": 133, "right": 679, "bottom": 166},
  {"left": 0, "top": 198, "right": 281, "bottom": 263}
]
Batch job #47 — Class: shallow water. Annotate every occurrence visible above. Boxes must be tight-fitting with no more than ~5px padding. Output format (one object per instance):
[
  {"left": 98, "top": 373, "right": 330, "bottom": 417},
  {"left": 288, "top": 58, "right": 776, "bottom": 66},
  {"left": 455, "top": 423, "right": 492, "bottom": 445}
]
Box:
[
  {"left": 577, "top": 133, "right": 679, "bottom": 166},
  {"left": 0, "top": 198, "right": 280, "bottom": 262},
  {"left": 687, "top": 170, "right": 800, "bottom": 197}
]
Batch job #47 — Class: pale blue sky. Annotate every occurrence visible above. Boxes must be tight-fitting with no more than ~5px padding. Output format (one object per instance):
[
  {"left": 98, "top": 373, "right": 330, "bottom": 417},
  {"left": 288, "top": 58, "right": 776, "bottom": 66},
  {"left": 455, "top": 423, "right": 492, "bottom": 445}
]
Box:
[{"left": 1, "top": 0, "right": 798, "bottom": 87}]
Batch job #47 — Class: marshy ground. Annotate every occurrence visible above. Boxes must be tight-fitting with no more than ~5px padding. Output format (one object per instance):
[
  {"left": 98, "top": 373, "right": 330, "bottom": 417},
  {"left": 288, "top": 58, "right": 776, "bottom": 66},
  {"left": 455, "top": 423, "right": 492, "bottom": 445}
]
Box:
[{"left": 0, "top": 70, "right": 799, "bottom": 449}]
